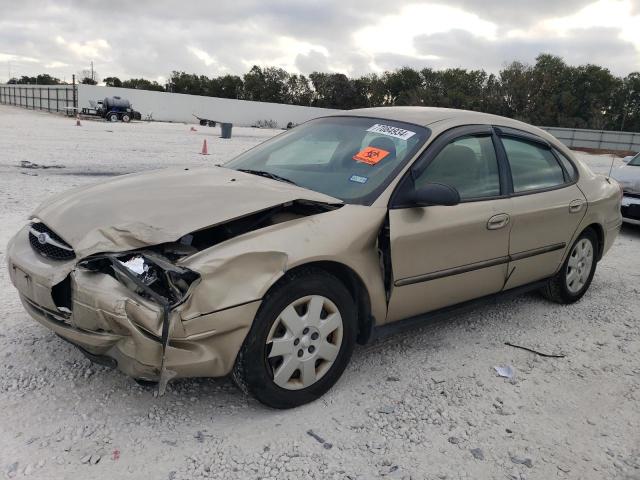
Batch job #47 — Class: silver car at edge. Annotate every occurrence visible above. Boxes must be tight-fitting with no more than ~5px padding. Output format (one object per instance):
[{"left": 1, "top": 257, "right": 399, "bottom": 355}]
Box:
[{"left": 612, "top": 152, "right": 640, "bottom": 225}]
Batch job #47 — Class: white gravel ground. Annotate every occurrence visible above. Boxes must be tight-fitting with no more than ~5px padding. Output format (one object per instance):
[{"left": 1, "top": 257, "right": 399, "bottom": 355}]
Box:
[{"left": 0, "top": 105, "right": 638, "bottom": 480}]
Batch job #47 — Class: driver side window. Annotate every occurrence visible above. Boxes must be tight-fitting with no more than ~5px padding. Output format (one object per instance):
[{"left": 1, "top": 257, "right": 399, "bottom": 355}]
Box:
[{"left": 415, "top": 135, "right": 500, "bottom": 200}]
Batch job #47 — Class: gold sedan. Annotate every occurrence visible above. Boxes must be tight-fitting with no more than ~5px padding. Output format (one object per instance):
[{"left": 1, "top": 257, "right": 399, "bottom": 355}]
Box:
[{"left": 7, "top": 107, "right": 623, "bottom": 408}]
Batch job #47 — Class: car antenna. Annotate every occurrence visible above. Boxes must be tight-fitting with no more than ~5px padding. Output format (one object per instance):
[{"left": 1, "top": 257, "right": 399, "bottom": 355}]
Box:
[{"left": 607, "top": 154, "right": 616, "bottom": 179}]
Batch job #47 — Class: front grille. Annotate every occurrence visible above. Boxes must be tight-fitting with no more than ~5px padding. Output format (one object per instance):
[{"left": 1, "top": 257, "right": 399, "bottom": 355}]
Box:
[{"left": 28, "top": 222, "right": 75, "bottom": 260}]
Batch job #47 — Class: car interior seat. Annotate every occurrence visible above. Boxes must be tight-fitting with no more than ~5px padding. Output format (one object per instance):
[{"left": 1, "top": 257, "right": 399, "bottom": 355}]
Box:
[{"left": 419, "top": 144, "right": 480, "bottom": 197}]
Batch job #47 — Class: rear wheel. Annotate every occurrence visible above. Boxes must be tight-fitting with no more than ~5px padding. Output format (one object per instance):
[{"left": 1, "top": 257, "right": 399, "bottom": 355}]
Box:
[
  {"left": 232, "top": 269, "right": 356, "bottom": 409},
  {"left": 107, "top": 112, "right": 118, "bottom": 122},
  {"left": 541, "top": 228, "right": 598, "bottom": 304},
  {"left": 121, "top": 113, "right": 131, "bottom": 123}
]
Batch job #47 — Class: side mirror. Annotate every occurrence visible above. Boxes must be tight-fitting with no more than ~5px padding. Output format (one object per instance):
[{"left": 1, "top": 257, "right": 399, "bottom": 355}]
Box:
[{"left": 410, "top": 183, "right": 460, "bottom": 207}]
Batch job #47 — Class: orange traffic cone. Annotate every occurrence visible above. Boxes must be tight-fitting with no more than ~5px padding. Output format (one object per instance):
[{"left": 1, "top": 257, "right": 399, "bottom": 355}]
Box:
[
  {"left": 76, "top": 116, "right": 81, "bottom": 127},
  {"left": 190, "top": 126, "right": 197, "bottom": 132},
  {"left": 200, "top": 139, "right": 210, "bottom": 155}
]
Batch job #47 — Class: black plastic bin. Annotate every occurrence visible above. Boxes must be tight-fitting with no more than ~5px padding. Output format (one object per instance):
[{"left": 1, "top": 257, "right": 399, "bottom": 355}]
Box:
[{"left": 221, "top": 122, "right": 233, "bottom": 139}]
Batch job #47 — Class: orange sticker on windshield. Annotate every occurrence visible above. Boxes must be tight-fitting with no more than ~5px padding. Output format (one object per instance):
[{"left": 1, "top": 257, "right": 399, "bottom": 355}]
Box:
[{"left": 353, "top": 146, "right": 389, "bottom": 165}]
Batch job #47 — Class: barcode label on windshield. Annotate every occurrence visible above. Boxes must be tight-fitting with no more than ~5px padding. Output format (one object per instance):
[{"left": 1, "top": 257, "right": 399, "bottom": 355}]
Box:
[{"left": 367, "top": 124, "right": 416, "bottom": 140}]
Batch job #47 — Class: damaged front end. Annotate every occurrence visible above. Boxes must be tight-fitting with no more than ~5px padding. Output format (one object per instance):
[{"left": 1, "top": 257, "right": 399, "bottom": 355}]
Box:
[
  {"left": 79, "top": 250, "right": 200, "bottom": 394},
  {"left": 9, "top": 195, "right": 343, "bottom": 393}
]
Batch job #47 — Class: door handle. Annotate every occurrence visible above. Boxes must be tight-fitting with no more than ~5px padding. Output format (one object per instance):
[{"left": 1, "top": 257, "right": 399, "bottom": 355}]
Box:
[
  {"left": 487, "top": 213, "right": 510, "bottom": 230},
  {"left": 569, "top": 199, "right": 585, "bottom": 213}
]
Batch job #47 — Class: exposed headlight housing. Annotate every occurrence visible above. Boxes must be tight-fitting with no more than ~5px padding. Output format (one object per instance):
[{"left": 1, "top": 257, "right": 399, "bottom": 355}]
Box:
[{"left": 81, "top": 251, "right": 199, "bottom": 306}]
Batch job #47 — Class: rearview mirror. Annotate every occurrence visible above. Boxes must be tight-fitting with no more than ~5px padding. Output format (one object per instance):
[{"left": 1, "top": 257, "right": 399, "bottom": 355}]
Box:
[{"left": 410, "top": 183, "right": 460, "bottom": 207}]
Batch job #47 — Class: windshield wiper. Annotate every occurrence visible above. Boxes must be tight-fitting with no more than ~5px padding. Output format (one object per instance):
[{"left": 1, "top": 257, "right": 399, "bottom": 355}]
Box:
[{"left": 236, "top": 169, "right": 298, "bottom": 186}]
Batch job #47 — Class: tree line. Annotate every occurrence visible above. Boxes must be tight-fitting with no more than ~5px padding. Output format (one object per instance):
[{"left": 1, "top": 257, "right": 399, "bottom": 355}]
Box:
[{"left": 7, "top": 54, "right": 640, "bottom": 131}]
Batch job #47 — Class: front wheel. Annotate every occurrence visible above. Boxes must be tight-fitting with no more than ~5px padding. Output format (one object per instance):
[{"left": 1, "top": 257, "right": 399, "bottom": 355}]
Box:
[
  {"left": 232, "top": 269, "right": 356, "bottom": 409},
  {"left": 541, "top": 228, "right": 598, "bottom": 304}
]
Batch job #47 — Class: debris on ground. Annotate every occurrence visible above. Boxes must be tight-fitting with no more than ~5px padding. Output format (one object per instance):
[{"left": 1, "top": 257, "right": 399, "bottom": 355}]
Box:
[
  {"left": 306, "top": 430, "right": 333, "bottom": 449},
  {"left": 470, "top": 448, "right": 485, "bottom": 460},
  {"left": 18, "top": 160, "right": 65, "bottom": 169},
  {"left": 510, "top": 456, "right": 533, "bottom": 468},
  {"left": 505, "top": 342, "right": 566, "bottom": 358},
  {"left": 494, "top": 365, "right": 515, "bottom": 379},
  {"left": 194, "top": 431, "right": 213, "bottom": 443}
]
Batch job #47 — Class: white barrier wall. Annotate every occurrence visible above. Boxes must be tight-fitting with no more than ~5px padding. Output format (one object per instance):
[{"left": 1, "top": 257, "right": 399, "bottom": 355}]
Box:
[
  {"left": 78, "top": 85, "right": 337, "bottom": 127},
  {"left": 540, "top": 126, "right": 640, "bottom": 152}
]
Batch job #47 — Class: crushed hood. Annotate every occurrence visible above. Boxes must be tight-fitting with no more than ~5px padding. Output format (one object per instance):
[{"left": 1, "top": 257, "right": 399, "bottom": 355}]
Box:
[{"left": 32, "top": 167, "right": 341, "bottom": 258}]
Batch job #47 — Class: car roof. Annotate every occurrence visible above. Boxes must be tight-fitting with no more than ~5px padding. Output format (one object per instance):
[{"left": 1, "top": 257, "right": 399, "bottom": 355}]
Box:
[{"left": 329, "top": 106, "right": 553, "bottom": 140}]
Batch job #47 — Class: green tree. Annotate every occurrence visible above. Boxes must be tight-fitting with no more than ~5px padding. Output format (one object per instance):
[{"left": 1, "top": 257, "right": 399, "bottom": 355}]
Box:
[
  {"left": 10, "top": 74, "right": 61, "bottom": 85},
  {"left": 121, "top": 78, "right": 164, "bottom": 91},
  {"left": 612, "top": 72, "right": 640, "bottom": 131},
  {"left": 384, "top": 67, "right": 424, "bottom": 106},
  {"left": 242, "top": 66, "right": 290, "bottom": 103},
  {"left": 499, "top": 61, "right": 533, "bottom": 121},
  {"left": 22, "top": 55, "right": 637, "bottom": 129},
  {"left": 310, "top": 72, "right": 361, "bottom": 109},
  {"left": 103, "top": 77, "right": 123, "bottom": 87}
]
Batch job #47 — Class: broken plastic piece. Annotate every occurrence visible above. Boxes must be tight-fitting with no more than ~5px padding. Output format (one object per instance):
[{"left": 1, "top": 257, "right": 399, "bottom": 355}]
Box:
[{"left": 494, "top": 365, "right": 515, "bottom": 379}]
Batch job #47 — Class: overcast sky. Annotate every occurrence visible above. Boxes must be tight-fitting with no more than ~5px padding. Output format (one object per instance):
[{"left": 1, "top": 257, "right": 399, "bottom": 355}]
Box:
[{"left": 1, "top": 0, "right": 639, "bottom": 84}]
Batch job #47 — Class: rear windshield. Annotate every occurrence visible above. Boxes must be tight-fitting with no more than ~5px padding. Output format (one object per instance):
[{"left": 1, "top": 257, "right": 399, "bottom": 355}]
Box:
[{"left": 225, "top": 116, "right": 430, "bottom": 204}]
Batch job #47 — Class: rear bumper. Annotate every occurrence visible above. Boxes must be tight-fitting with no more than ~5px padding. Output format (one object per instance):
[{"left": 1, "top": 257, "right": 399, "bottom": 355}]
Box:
[{"left": 7, "top": 225, "right": 259, "bottom": 381}]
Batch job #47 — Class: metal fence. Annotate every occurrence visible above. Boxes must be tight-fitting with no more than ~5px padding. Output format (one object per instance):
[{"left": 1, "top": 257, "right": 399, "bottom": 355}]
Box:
[
  {"left": 0, "top": 84, "right": 77, "bottom": 115},
  {"left": 540, "top": 126, "right": 640, "bottom": 153}
]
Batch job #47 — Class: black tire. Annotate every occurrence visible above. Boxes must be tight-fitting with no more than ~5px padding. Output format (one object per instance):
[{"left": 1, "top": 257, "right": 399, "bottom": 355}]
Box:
[
  {"left": 121, "top": 113, "right": 131, "bottom": 123},
  {"left": 541, "top": 228, "right": 598, "bottom": 304},
  {"left": 107, "top": 112, "right": 118, "bottom": 122},
  {"left": 232, "top": 268, "right": 356, "bottom": 409}
]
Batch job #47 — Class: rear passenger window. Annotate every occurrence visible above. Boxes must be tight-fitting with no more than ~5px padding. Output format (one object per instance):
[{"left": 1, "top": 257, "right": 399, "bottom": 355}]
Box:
[
  {"left": 502, "top": 137, "right": 566, "bottom": 193},
  {"left": 415, "top": 135, "right": 500, "bottom": 200},
  {"left": 553, "top": 149, "right": 578, "bottom": 182}
]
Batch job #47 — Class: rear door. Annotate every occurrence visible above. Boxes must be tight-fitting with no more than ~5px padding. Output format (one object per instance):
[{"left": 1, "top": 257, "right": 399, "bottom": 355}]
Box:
[
  {"left": 497, "top": 128, "right": 587, "bottom": 289},
  {"left": 386, "top": 126, "right": 511, "bottom": 322}
]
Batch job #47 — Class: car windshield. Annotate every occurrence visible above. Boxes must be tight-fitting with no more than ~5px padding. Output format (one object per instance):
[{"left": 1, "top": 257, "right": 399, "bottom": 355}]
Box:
[
  {"left": 629, "top": 153, "right": 640, "bottom": 166},
  {"left": 225, "top": 116, "right": 430, "bottom": 204}
]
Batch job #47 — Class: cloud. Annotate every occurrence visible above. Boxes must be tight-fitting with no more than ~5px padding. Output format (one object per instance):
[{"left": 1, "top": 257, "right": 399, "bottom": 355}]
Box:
[
  {"left": 56, "top": 37, "right": 111, "bottom": 60},
  {"left": 413, "top": 27, "right": 638, "bottom": 75},
  {"left": 0, "top": 0, "right": 638, "bottom": 83},
  {"left": 295, "top": 50, "right": 330, "bottom": 74},
  {"left": 0, "top": 53, "right": 39, "bottom": 63},
  {"left": 188, "top": 47, "right": 218, "bottom": 67}
]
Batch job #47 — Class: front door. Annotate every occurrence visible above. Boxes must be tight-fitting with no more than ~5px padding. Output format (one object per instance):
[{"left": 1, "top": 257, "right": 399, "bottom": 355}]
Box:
[{"left": 386, "top": 127, "right": 511, "bottom": 322}]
